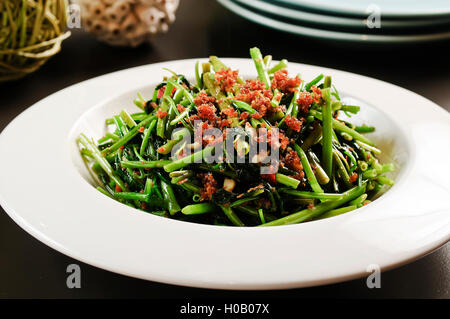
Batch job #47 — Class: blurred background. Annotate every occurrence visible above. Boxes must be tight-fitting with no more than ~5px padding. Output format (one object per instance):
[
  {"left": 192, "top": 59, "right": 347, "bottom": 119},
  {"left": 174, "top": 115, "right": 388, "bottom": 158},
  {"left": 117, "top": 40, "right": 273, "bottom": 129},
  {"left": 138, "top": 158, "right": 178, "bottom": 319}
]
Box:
[{"left": 0, "top": 0, "right": 449, "bottom": 298}]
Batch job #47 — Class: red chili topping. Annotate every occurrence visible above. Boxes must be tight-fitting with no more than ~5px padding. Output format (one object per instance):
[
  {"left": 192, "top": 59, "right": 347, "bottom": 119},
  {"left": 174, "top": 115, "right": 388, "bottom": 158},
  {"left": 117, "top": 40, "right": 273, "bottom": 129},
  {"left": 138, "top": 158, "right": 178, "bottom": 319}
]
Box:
[
  {"left": 157, "top": 85, "right": 176, "bottom": 99},
  {"left": 279, "top": 132, "right": 290, "bottom": 150},
  {"left": 284, "top": 149, "right": 303, "bottom": 172},
  {"left": 251, "top": 112, "right": 262, "bottom": 119},
  {"left": 239, "top": 112, "right": 249, "bottom": 120},
  {"left": 194, "top": 91, "right": 216, "bottom": 107},
  {"left": 197, "top": 173, "right": 218, "bottom": 201},
  {"left": 349, "top": 172, "right": 358, "bottom": 183},
  {"left": 235, "top": 79, "right": 273, "bottom": 118},
  {"left": 250, "top": 95, "right": 270, "bottom": 118},
  {"left": 188, "top": 114, "right": 200, "bottom": 123},
  {"left": 138, "top": 127, "right": 145, "bottom": 133},
  {"left": 215, "top": 68, "right": 239, "bottom": 93},
  {"left": 197, "top": 104, "right": 218, "bottom": 122},
  {"left": 156, "top": 108, "right": 168, "bottom": 119},
  {"left": 311, "top": 85, "right": 322, "bottom": 101},
  {"left": 284, "top": 115, "right": 303, "bottom": 132},
  {"left": 115, "top": 184, "right": 122, "bottom": 192},
  {"left": 221, "top": 107, "right": 238, "bottom": 118},
  {"left": 194, "top": 91, "right": 218, "bottom": 122},
  {"left": 261, "top": 173, "right": 277, "bottom": 184},
  {"left": 297, "top": 92, "right": 314, "bottom": 114},
  {"left": 218, "top": 119, "right": 232, "bottom": 129},
  {"left": 271, "top": 70, "right": 301, "bottom": 94},
  {"left": 176, "top": 104, "right": 185, "bottom": 112},
  {"left": 239, "top": 79, "right": 266, "bottom": 93},
  {"left": 157, "top": 87, "right": 165, "bottom": 99}
]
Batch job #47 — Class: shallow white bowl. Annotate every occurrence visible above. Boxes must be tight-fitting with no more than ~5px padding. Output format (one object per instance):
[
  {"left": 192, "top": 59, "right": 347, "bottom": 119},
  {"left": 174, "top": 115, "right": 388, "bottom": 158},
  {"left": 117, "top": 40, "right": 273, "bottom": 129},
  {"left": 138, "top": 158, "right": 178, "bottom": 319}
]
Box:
[{"left": 0, "top": 59, "right": 449, "bottom": 290}]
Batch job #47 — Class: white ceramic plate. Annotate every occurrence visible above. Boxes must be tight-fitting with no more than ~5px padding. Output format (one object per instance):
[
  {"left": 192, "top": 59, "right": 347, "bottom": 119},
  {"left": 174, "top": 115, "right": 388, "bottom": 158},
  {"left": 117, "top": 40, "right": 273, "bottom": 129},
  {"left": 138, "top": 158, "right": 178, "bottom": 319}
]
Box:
[
  {"left": 0, "top": 58, "right": 449, "bottom": 290},
  {"left": 218, "top": 0, "right": 450, "bottom": 43},
  {"left": 275, "top": 0, "right": 450, "bottom": 18},
  {"left": 241, "top": 0, "right": 450, "bottom": 29}
]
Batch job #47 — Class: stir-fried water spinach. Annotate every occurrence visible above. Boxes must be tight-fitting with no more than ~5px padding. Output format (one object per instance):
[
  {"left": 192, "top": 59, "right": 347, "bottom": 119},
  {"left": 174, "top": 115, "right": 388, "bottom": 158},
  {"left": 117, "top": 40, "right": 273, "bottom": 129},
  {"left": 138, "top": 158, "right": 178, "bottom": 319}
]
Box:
[{"left": 78, "top": 47, "right": 395, "bottom": 227}]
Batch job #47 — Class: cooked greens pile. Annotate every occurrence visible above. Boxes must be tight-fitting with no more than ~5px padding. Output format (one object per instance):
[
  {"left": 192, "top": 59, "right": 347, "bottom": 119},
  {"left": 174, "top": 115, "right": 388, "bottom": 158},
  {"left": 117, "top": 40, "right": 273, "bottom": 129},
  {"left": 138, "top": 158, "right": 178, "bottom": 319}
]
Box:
[{"left": 78, "top": 47, "right": 395, "bottom": 226}]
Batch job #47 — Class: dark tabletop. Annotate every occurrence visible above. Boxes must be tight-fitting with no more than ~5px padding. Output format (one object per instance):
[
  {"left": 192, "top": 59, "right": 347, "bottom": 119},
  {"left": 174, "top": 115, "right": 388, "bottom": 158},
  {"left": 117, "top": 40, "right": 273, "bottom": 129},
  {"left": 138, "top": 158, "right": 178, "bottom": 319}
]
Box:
[{"left": 0, "top": 0, "right": 449, "bottom": 299}]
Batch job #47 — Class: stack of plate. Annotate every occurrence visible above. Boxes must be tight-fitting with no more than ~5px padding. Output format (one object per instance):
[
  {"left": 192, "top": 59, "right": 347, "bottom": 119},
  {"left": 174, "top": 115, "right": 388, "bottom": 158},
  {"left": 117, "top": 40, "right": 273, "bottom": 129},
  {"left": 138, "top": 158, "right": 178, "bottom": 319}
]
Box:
[{"left": 217, "top": 0, "right": 450, "bottom": 43}]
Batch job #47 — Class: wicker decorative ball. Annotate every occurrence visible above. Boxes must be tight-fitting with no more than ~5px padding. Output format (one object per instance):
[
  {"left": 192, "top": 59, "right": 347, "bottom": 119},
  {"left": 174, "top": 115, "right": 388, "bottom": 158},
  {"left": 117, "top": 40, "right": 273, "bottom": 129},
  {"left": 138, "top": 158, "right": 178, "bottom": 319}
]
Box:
[
  {"left": 0, "top": 0, "right": 71, "bottom": 82},
  {"left": 77, "top": 0, "right": 179, "bottom": 47}
]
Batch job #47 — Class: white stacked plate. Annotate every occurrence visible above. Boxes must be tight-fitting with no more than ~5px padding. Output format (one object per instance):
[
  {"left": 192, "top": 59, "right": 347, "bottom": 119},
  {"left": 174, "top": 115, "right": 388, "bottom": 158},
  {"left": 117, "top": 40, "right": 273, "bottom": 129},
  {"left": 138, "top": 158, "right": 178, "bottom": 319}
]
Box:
[{"left": 217, "top": 0, "right": 450, "bottom": 43}]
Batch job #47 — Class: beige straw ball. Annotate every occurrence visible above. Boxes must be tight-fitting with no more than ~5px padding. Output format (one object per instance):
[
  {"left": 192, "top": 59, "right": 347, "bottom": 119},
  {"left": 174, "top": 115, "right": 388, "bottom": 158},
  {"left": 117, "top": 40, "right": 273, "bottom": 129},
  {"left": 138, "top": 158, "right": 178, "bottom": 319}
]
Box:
[{"left": 77, "top": 0, "right": 179, "bottom": 47}]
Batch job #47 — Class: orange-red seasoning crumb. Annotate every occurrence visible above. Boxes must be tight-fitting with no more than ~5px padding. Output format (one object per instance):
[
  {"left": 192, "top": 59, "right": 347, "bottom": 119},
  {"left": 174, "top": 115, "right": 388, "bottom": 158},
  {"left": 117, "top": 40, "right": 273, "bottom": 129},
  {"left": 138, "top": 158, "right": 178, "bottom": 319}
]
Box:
[
  {"left": 194, "top": 91, "right": 216, "bottom": 107},
  {"left": 261, "top": 173, "right": 277, "bottom": 184},
  {"left": 251, "top": 112, "right": 262, "bottom": 119},
  {"left": 234, "top": 79, "right": 273, "bottom": 118},
  {"left": 311, "top": 85, "right": 322, "bottom": 102},
  {"left": 349, "top": 172, "right": 358, "bottom": 183},
  {"left": 157, "top": 86, "right": 177, "bottom": 99},
  {"left": 197, "top": 104, "right": 218, "bottom": 122},
  {"left": 284, "top": 115, "right": 303, "bottom": 132},
  {"left": 284, "top": 149, "right": 303, "bottom": 172},
  {"left": 297, "top": 92, "right": 314, "bottom": 114},
  {"left": 239, "top": 112, "right": 250, "bottom": 120},
  {"left": 156, "top": 108, "right": 168, "bottom": 119},
  {"left": 279, "top": 132, "right": 290, "bottom": 150},
  {"left": 221, "top": 107, "right": 238, "bottom": 118},
  {"left": 176, "top": 104, "right": 185, "bottom": 112},
  {"left": 215, "top": 68, "right": 239, "bottom": 93},
  {"left": 271, "top": 70, "right": 301, "bottom": 94},
  {"left": 198, "top": 173, "right": 218, "bottom": 201}
]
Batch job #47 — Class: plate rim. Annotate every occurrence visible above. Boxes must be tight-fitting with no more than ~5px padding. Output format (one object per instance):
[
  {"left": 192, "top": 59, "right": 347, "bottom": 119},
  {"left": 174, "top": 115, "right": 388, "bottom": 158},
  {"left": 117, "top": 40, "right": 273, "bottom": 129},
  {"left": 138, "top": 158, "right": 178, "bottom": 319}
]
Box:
[
  {"left": 240, "top": 0, "right": 450, "bottom": 29},
  {"left": 273, "top": 0, "right": 450, "bottom": 18},
  {"left": 219, "top": 0, "right": 450, "bottom": 43}
]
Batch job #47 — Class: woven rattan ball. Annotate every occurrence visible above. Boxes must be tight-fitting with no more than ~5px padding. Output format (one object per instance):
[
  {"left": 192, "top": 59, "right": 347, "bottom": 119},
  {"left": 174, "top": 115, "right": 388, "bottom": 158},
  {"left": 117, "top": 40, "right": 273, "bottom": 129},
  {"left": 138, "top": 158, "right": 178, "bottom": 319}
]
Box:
[
  {"left": 77, "top": 0, "right": 179, "bottom": 47},
  {"left": 0, "top": 0, "right": 71, "bottom": 82}
]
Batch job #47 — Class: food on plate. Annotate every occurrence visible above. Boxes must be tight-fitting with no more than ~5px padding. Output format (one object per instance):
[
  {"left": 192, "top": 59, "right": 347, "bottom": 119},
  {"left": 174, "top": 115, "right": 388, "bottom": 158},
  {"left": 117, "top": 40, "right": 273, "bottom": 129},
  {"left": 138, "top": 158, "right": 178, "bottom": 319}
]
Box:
[{"left": 77, "top": 47, "right": 394, "bottom": 226}]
